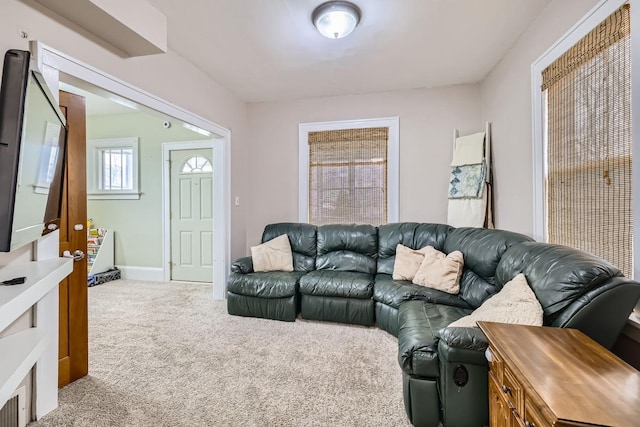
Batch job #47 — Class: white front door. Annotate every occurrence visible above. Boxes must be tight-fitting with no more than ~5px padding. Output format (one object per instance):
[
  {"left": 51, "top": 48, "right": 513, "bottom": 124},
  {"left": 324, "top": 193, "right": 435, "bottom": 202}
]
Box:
[{"left": 170, "top": 149, "right": 214, "bottom": 282}]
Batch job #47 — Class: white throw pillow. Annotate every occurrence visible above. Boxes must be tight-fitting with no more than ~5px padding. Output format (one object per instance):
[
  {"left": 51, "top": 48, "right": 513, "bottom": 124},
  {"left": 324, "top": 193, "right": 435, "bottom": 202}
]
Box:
[
  {"left": 412, "top": 246, "right": 464, "bottom": 294},
  {"left": 251, "top": 234, "right": 294, "bottom": 272},
  {"left": 448, "top": 274, "right": 543, "bottom": 328},
  {"left": 392, "top": 244, "right": 429, "bottom": 281}
]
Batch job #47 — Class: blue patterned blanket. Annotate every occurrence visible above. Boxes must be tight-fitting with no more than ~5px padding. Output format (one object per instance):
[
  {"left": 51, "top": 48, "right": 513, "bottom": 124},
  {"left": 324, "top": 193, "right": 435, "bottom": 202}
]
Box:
[{"left": 448, "top": 163, "right": 486, "bottom": 199}]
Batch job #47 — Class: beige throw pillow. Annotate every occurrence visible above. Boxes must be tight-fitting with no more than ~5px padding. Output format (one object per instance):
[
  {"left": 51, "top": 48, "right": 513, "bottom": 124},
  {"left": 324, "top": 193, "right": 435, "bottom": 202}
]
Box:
[
  {"left": 392, "top": 244, "right": 429, "bottom": 281},
  {"left": 412, "top": 246, "right": 463, "bottom": 294},
  {"left": 251, "top": 234, "right": 294, "bottom": 272},
  {"left": 448, "top": 274, "right": 543, "bottom": 328}
]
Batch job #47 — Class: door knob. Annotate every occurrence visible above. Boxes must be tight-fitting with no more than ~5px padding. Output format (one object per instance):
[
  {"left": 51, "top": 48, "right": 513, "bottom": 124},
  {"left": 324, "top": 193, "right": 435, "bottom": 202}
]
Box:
[{"left": 63, "top": 250, "right": 85, "bottom": 261}]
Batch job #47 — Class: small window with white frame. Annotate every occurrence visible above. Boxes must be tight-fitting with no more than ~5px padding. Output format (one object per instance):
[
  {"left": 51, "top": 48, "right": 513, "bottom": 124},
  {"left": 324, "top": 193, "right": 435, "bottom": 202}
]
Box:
[
  {"left": 181, "top": 155, "right": 212, "bottom": 174},
  {"left": 299, "top": 117, "right": 399, "bottom": 226},
  {"left": 87, "top": 137, "right": 140, "bottom": 199}
]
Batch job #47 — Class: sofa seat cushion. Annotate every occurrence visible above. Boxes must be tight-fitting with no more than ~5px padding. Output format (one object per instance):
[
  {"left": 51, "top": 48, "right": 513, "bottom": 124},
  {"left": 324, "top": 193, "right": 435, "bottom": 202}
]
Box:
[
  {"left": 398, "top": 301, "right": 471, "bottom": 377},
  {"left": 227, "top": 271, "right": 305, "bottom": 298},
  {"left": 299, "top": 270, "right": 373, "bottom": 299},
  {"left": 374, "top": 274, "right": 470, "bottom": 309}
]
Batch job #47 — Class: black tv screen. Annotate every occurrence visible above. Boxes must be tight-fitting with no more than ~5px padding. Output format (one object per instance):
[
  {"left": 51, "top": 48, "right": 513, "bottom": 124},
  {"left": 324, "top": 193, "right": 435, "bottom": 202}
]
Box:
[{"left": 0, "top": 49, "right": 67, "bottom": 252}]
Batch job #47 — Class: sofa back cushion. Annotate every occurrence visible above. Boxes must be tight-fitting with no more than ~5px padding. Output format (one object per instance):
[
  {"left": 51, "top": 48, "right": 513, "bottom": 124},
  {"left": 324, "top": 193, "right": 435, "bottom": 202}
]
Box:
[
  {"left": 377, "top": 223, "right": 452, "bottom": 275},
  {"left": 443, "top": 227, "right": 533, "bottom": 308},
  {"left": 316, "top": 224, "right": 378, "bottom": 274},
  {"left": 262, "top": 223, "right": 317, "bottom": 272},
  {"left": 496, "top": 242, "right": 623, "bottom": 325}
]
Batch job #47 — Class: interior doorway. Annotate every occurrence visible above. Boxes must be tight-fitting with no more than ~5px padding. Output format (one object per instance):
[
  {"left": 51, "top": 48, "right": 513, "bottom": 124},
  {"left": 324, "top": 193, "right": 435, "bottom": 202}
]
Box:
[
  {"left": 30, "top": 41, "right": 230, "bottom": 299},
  {"left": 169, "top": 148, "right": 214, "bottom": 282}
]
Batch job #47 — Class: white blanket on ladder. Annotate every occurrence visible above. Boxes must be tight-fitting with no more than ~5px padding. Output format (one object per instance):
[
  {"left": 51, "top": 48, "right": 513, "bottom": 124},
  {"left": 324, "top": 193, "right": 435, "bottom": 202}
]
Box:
[
  {"left": 450, "top": 132, "right": 485, "bottom": 166},
  {"left": 447, "top": 131, "right": 487, "bottom": 228},
  {"left": 448, "top": 190, "right": 487, "bottom": 227}
]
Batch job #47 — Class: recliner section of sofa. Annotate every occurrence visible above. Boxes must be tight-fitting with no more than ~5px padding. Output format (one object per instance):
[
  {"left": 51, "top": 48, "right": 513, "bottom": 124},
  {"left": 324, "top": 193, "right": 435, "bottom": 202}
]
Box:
[
  {"left": 299, "top": 224, "right": 378, "bottom": 325},
  {"left": 227, "top": 222, "right": 316, "bottom": 321},
  {"left": 226, "top": 222, "right": 640, "bottom": 427},
  {"left": 402, "top": 237, "right": 639, "bottom": 427},
  {"left": 396, "top": 227, "right": 534, "bottom": 427}
]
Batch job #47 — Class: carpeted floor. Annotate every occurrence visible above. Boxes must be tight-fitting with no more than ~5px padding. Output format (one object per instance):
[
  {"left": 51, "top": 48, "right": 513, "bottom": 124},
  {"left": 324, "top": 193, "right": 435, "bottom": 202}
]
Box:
[{"left": 29, "top": 280, "right": 410, "bottom": 426}]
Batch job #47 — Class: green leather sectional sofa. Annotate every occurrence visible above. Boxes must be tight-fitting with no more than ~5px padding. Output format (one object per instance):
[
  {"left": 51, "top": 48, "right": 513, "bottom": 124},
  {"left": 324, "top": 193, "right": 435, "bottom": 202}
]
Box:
[{"left": 227, "top": 222, "right": 640, "bottom": 427}]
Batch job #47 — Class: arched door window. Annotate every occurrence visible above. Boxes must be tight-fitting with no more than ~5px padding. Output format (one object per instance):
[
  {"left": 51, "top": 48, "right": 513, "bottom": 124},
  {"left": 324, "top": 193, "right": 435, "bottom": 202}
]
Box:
[{"left": 181, "top": 155, "right": 212, "bottom": 174}]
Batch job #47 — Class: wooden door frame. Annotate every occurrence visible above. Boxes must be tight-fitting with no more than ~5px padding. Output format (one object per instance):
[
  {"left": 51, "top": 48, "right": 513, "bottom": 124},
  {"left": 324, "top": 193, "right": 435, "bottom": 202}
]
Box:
[
  {"left": 162, "top": 141, "right": 221, "bottom": 286},
  {"left": 29, "top": 42, "right": 230, "bottom": 300}
]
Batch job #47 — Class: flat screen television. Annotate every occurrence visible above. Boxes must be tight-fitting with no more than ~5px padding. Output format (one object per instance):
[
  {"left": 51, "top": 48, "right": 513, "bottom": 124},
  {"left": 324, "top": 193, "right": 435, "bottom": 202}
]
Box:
[{"left": 0, "top": 49, "right": 67, "bottom": 252}]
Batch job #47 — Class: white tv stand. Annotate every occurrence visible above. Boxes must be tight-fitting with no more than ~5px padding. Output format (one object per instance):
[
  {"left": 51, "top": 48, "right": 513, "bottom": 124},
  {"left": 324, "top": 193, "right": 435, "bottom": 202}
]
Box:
[{"left": 0, "top": 258, "right": 73, "bottom": 417}]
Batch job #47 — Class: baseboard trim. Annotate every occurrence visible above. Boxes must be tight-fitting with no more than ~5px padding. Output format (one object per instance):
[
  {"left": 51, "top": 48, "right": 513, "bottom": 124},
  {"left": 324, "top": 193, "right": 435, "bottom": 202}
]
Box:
[{"left": 117, "top": 266, "right": 164, "bottom": 282}]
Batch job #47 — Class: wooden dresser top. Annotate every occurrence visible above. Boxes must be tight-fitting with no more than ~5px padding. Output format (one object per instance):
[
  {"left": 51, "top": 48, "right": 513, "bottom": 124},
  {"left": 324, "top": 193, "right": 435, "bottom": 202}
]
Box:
[{"left": 478, "top": 322, "right": 640, "bottom": 426}]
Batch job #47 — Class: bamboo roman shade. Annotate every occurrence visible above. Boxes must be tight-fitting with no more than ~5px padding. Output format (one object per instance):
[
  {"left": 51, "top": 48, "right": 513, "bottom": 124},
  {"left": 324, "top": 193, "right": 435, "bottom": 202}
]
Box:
[
  {"left": 308, "top": 127, "right": 388, "bottom": 226},
  {"left": 543, "top": 4, "right": 632, "bottom": 277}
]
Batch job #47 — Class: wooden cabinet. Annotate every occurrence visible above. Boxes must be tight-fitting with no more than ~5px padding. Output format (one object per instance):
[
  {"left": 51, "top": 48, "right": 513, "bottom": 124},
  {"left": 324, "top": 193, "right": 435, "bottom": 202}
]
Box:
[
  {"left": 489, "top": 375, "right": 511, "bottom": 427},
  {"left": 479, "top": 322, "right": 640, "bottom": 427},
  {"left": 487, "top": 342, "right": 518, "bottom": 427}
]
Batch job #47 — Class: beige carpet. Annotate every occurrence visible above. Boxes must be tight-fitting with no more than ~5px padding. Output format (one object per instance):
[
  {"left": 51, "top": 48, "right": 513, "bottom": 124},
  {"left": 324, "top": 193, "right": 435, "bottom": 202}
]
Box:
[{"left": 29, "top": 280, "right": 410, "bottom": 427}]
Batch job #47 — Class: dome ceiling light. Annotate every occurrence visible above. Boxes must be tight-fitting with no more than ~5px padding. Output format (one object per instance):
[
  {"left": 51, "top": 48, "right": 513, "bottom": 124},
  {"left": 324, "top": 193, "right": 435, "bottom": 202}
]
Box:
[{"left": 312, "top": 1, "right": 362, "bottom": 40}]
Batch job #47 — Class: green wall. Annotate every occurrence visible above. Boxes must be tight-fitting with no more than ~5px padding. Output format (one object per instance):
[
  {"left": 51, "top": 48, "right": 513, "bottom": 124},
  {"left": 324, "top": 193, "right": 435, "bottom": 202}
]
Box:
[{"left": 87, "top": 112, "right": 209, "bottom": 269}]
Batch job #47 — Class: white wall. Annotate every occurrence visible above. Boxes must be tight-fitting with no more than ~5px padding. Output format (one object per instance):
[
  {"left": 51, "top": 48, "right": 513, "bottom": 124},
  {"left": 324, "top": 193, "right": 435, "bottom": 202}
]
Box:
[
  {"left": 0, "top": 0, "right": 249, "bottom": 261},
  {"left": 246, "top": 85, "right": 481, "bottom": 247},
  {"left": 480, "top": 0, "right": 599, "bottom": 235}
]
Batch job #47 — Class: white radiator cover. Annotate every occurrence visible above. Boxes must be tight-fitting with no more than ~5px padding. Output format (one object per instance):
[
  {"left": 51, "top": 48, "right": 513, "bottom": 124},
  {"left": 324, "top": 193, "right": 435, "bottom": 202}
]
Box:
[{"left": 0, "top": 387, "right": 25, "bottom": 427}]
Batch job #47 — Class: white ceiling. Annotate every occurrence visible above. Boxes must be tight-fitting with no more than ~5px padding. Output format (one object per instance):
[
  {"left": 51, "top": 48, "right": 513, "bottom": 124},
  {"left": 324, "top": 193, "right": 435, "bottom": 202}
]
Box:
[{"left": 145, "top": 0, "right": 553, "bottom": 103}]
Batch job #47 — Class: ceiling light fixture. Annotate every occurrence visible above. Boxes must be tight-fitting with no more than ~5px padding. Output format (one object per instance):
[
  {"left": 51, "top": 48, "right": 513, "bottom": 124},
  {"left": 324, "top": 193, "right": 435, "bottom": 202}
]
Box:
[{"left": 312, "top": 1, "right": 361, "bottom": 40}]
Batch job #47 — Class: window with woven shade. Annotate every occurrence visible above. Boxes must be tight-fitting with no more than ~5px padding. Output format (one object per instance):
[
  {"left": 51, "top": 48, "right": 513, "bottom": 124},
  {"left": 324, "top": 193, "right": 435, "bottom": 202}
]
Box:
[
  {"left": 542, "top": 4, "right": 632, "bottom": 277},
  {"left": 308, "top": 127, "right": 388, "bottom": 226}
]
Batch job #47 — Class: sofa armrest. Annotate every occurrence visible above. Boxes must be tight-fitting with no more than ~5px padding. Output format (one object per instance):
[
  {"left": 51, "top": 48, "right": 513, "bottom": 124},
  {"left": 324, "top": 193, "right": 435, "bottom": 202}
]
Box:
[
  {"left": 437, "top": 327, "right": 489, "bottom": 365},
  {"left": 437, "top": 327, "right": 489, "bottom": 352},
  {"left": 231, "top": 256, "right": 254, "bottom": 274},
  {"left": 551, "top": 277, "right": 640, "bottom": 349}
]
